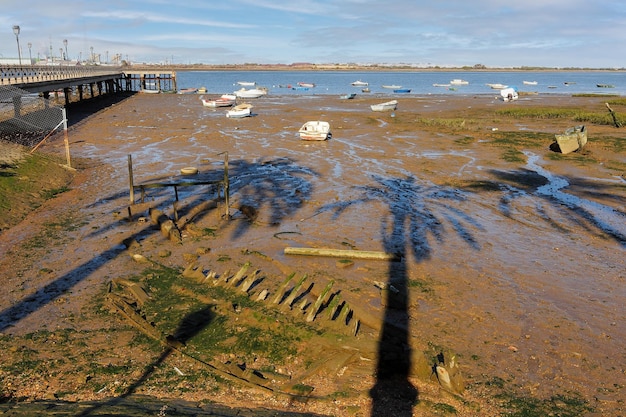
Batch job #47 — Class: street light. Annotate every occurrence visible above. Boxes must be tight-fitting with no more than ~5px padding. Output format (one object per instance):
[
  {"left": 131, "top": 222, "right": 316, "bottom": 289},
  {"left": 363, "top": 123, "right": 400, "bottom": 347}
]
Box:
[
  {"left": 27, "top": 42, "right": 32, "bottom": 64},
  {"left": 63, "top": 39, "right": 68, "bottom": 60},
  {"left": 12, "top": 25, "right": 22, "bottom": 65}
]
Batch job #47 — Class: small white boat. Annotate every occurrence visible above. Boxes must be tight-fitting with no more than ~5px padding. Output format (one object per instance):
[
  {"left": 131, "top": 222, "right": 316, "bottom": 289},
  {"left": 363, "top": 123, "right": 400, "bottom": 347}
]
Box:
[
  {"left": 298, "top": 121, "right": 331, "bottom": 141},
  {"left": 201, "top": 94, "right": 237, "bottom": 107},
  {"left": 433, "top": 83, "right": 451, "bottom": 87},
  {"left": 237, "top": 81, "right": 256, "bottom": 86},
  {"left": 523, "top": 81, "right": 538, "bottom": 85},
  {"left": 178, "top": 87, "right": 198, "bottom": 94},
  {"left": 351, "top": 80, "right": 368, "bottom": 86},
  {"left": 500, "top": 87, "right": 519, "bottom": 102},
  {"left": 234, "top": 87, "right": 267, "bottom": 98},
  {"left": 140, "top": 88, "right": 160, "bottom": 94},
  {"left": 487, "top": 83, "right": 508, "bottom": 89},
  {"left": 297, "top": 82, "right": 315, "bottom": 88},
  {"left": 382, "top": 85, "right": 402, "bottom": 89},
  {"left": 226, "top": 103, "right": 253, "bottom": 118},
  {"left": 340, "top": 93, "right": 356, "bottom": 99},
  {"left": 370, "top": 100, "right": 398, "bottom": 111},
  {"left": 450, "top": 79, "right": 469, "bottom": 85}
]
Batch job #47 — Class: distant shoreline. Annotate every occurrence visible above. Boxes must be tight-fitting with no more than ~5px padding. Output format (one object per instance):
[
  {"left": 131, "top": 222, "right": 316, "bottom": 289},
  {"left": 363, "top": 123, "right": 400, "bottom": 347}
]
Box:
[{"left": 128, "top": 63, "right": 626, "bottom": 73}]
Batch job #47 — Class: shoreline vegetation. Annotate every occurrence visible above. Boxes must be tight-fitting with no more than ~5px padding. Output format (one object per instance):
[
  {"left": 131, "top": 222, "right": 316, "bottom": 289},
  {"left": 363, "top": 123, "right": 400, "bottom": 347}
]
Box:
[{"left": 127, "top": 62, "right": 626, "bottom": 72}]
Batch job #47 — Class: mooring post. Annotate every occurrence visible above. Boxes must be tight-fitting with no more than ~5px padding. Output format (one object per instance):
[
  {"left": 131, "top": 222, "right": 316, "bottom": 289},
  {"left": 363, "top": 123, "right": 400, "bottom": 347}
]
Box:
[
  {"left": 128, "top": 154, "right": 134, "bottom": 205},
  {"left": 223, "top": 152, "right": 230, "bottom": 218}
]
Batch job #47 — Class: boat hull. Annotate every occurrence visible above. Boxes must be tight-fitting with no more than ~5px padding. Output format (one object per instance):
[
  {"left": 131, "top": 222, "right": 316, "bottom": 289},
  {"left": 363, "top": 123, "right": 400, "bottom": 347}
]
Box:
[
  {"left": 370, "top": 100, "right": 398, "bottom": 111},
  {"left": 298, "top": 121, "right": 331, "bottom": 141},
  {"left": 555, "top": 125, "right": 587, "bottom": 154}
]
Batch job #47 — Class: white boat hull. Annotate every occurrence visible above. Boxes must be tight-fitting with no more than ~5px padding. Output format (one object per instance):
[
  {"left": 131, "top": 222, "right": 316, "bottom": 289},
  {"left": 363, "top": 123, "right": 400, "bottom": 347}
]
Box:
[
  {"left": 370, "top": 100, "right": 398, "bottom": 111},
  {"left": 298, "top": 121, "right": 331, "bottom": 141}
]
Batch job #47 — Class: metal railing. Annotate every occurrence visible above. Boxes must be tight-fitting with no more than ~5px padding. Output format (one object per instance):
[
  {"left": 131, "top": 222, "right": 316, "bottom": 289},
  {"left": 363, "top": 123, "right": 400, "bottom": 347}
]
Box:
[{"left": 0, "top": 64, "right": 124, "bottom": 86}]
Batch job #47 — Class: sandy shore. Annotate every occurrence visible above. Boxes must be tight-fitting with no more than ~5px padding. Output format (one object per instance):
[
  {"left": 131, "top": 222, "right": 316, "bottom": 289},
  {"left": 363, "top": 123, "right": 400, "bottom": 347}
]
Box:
[{"left": 0, "top": 91, "right": 624, "bottom": 416}]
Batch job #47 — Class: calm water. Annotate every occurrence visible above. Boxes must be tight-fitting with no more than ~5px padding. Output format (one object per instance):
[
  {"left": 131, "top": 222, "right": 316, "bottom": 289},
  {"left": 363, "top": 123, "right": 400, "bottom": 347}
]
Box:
[{"left": 176, "top": 70, "right": 626, "bottom": 96}]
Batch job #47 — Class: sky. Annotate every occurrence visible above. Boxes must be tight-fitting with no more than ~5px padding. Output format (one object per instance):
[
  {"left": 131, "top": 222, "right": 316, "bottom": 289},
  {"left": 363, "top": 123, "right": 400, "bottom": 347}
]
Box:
[{"left": 1, "top": 0, "right": 625, "bottom": 68}]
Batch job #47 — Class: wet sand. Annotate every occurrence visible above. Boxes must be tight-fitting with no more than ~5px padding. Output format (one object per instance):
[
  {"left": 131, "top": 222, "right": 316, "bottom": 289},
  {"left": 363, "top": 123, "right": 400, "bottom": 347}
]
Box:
[{"left": 0, "top": 91, "right": 624, "bottom": 415}]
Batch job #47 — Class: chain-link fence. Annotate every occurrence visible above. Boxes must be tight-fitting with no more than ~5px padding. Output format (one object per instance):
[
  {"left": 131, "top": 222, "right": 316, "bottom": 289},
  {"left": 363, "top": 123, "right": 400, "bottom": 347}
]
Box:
[{"left": 0, "top": 85, "right": 65, "bottom": 148}]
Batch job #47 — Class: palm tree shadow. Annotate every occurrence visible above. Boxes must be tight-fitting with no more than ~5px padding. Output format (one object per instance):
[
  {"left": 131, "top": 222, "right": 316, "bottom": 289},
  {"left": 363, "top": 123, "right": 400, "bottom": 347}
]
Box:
[{"left": 322, "top": 174, "right": 479, "bottom": 416}]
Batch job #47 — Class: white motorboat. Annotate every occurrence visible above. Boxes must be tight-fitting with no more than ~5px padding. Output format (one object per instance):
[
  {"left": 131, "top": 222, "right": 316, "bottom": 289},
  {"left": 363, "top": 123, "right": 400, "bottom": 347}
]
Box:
[
  {"left": 450, "top": 79, "right": 469, "bottom": 85},
  {"left": 298, "top": 121, "right": 331, "bottom": 141},
  {"left": 351, "top": 80, "right": 369, "bottom": 86},
  {"left": 234, "top": 87, "right": 268, "bottom": 98}
]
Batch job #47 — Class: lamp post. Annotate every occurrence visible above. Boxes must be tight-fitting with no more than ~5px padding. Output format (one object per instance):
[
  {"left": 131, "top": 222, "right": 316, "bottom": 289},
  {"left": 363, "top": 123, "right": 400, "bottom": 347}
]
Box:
[
  {"left": 63, "top": 39, "right": 68, "bottom": 61},
  {"left": 12, "top": 25, "right": 22, "bottom": 65},
  {"left": 27, "top": 42, "right": 32, "bottom": 64}
]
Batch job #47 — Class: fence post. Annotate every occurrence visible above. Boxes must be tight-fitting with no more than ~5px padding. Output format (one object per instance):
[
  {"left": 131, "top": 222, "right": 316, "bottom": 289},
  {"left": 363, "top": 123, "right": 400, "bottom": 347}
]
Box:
[{"left": 62, "top": 108, "right": 71, "bottom": 168}]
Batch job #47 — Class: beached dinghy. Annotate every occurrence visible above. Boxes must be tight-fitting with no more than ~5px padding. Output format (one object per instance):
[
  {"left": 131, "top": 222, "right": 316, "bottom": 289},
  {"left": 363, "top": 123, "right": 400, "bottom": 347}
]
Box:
[{"left": 298, "top": 121, "right": 331, "bottom": 141}]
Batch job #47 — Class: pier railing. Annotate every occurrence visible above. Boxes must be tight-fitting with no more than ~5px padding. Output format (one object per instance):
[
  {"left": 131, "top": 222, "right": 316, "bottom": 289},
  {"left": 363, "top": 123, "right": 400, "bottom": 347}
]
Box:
[{"left": 0, "top": 64, "right": 124, "bottom": 86}]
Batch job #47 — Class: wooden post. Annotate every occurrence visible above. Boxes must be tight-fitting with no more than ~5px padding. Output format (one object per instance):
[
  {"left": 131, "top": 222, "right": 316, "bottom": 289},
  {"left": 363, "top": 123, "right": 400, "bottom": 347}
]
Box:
[
  {"left": 62, "top": 108, "right": 71, "bottom": 168},
  {"left": 223, "top": 152, "right": 230, "bottom": 218},
  {"left": 605, "top": 103, "right": 622, "bottom": 128},
  {"left": 128, "top": 154, "right": 134, "bottom": 204}
]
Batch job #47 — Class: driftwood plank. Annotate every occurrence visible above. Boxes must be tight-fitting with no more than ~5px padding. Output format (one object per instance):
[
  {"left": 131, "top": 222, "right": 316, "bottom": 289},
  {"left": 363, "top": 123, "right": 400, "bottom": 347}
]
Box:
[{"left": 284, "top": 247, "right": 399, "bottom": 261}]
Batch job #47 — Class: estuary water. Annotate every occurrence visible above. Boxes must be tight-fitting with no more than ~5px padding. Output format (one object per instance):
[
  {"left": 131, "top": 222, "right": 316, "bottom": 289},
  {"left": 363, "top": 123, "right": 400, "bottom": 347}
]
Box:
[{"left": 176, "top": 69, "right": 626, "bottom": 96}]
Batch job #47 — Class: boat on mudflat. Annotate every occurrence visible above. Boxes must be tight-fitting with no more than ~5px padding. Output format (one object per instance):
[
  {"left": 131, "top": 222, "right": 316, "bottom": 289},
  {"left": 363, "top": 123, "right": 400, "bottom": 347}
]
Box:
[
  {"left": 340, "top": 93, "right": 356, "bottom": 99},
  {"left": 226, "top": 103, "right": 253, "bottom": 118},
  {"left": 201, "top": 94, "right": 237, "bottom": 107},
  {"left": 554, "top": 125, "right": 587, "bottom": 154},
  {"left": 234, "top": 87, "right": 268, "bottom": 98},
  {"left": 370, "top": 100, "right": 397, "bottom": 111},
  {"left": 298, "top": 121, "right": 331, "bottom": 141}
]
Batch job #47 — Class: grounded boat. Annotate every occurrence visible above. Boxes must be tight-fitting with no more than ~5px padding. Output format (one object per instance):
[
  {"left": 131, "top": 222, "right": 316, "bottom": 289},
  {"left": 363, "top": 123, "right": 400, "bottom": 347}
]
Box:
[
  {"left": 298, "top": 121, "right": 331, "bottom": 141},
  {"left": 393, "top": 88, "right": 411, "bottom": 93},
  {"left": 226, "top": 103, "right": 253, "bottom": 118},
  {"left": 201, "top": 94, "right": 237, "bottom": 107},
  {"left": 351, "top": 80, "right": 368, "bottom": 86},
  {"left": 500, "top": 87, "right": 519, "bottom": 102},
  {"left": 450, "top": 79, "right": 469, "bottom": 85},
  {"left": 554, "top": 125, "right": 587, "bottom": 154},
  {"left": 340, "top": 93, "right": 356, "bottom": 99},
  {"left": 197, "top": 86, "right": 207, "bottom": 94},
  {"left": 140, "top": 88, "right": 160, "bottom": 94},
  {"left": 178, "top": 87, "right": 198, "bottom": 94},
  {"left": 370, "top": 100, "right": 398, "bottom": 112},
  {"left": 382, "top": 85, "right": 402, "bottom": 89},
  {"left": 234, "top": 87, "right": 268, "bottom": 98}
]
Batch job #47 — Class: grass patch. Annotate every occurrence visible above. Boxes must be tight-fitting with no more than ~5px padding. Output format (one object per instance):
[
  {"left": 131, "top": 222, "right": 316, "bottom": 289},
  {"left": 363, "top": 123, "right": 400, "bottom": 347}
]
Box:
[
  {"left": 121, "top": 263, "right": 317, "bottom": 365},
  {"left": 495, "top": 107, "right": 622, "bottom": 126}
]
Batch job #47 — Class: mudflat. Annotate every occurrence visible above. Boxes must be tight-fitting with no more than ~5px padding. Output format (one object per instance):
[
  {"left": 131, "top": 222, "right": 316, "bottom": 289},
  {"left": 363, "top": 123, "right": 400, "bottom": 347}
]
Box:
[{"left": 0, "top": 91, "right": 624, "bottom": 416}]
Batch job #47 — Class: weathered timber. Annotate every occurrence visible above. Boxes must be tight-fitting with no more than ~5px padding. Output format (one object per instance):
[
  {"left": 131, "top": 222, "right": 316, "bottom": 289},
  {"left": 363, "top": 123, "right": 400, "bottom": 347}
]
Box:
[
  {"left": 272, "top": 272, "right": 295, "bottom": 304},
  {"left": 284, "top": 247, "right": 399, "bottom": 261},
  {"left": 282, "top": 274, "right": 308, "bottom": 308},
  {"left": 306, "top": 280, "right": 334, "bottom": 322}
]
